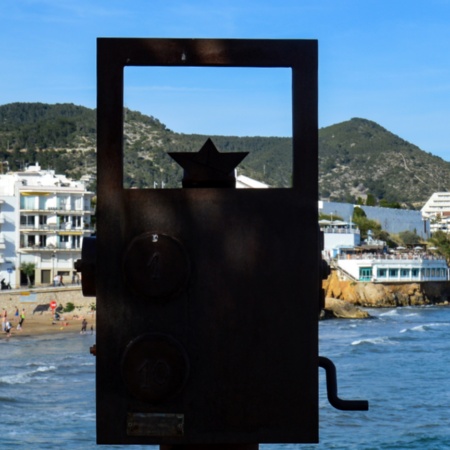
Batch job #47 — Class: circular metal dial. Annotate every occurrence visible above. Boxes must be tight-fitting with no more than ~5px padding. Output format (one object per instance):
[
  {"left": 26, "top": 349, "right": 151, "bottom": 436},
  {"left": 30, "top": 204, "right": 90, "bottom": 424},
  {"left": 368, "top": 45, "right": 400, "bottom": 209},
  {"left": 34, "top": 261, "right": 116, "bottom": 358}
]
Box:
[
  {"left": 123, "top": 232, "right": 190, "bottom": 300},
  {"left": 121, "top": 332, "right": 189, "bottom": 404}
]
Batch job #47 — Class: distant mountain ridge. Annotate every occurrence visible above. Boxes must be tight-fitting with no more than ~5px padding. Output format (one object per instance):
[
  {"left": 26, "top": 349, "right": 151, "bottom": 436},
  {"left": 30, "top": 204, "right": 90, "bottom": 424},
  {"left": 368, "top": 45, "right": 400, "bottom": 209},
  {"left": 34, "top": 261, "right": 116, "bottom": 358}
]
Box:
[{"left": 0, "top": 102, "right": 448, "bottom": 206}]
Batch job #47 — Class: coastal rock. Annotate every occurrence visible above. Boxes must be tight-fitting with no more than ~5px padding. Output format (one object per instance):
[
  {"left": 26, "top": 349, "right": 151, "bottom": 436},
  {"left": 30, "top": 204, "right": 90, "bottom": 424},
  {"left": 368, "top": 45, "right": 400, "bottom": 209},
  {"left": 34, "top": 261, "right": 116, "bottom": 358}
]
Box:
[
  {"left": 323, "top": 269, "right": 450, "bottom": 307},
  {"left": 355, "top": 282, "right": 388, "bottom": 307},
  {"left": 322, "top": 297, "right": 371, "bottom": 319}
]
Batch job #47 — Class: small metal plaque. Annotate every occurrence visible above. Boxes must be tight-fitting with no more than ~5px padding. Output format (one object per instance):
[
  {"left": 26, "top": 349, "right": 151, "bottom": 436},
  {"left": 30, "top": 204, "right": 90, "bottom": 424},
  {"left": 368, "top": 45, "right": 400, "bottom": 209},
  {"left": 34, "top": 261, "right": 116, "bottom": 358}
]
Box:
[{"left": 127, "top": 412, "right": 184, "bottom": 437}]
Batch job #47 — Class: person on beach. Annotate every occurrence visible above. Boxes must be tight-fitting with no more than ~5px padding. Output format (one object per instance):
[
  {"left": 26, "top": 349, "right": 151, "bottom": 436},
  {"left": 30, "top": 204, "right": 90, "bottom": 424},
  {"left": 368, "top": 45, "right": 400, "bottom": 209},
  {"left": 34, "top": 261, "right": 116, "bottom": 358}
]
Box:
[
  {"left": 14, "top": 306, "right": 19, "bottom": 322},
  {"left": 5, "top": 320, "right": 11, "bottom": 337},
  {"left": 80, "top": 318, "right": 87, "bottom": 334},
  {"left": 17, "top": 309, "right": 25, "bottom": 330}
]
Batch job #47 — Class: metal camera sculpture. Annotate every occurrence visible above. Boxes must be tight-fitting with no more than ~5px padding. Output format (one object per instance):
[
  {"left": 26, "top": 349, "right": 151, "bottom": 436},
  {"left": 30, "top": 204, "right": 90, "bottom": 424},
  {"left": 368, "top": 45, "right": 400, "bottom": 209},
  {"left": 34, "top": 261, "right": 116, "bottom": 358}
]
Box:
[{"left": 76, "top": 38, "right": 368, "bottom": 449}]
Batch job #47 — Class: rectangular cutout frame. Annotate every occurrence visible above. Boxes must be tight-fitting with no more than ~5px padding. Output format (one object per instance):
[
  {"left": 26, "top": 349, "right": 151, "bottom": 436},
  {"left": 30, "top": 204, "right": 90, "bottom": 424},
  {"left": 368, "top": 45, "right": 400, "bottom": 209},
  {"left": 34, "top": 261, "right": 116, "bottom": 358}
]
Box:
[{"left": 97, "top": 38, "right": 318, "bottom": 194}]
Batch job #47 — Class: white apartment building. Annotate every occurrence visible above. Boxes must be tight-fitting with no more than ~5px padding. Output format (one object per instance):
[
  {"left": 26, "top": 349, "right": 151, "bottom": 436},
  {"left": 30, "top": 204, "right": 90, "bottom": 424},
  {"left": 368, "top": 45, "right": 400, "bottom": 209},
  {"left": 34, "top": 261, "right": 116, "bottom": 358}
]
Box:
[
  {"left": 0, "top": 163, "right": 94, "bottom": 288},
  {"left": 421, "top": 192, "right": 450, "bottom": 233}
]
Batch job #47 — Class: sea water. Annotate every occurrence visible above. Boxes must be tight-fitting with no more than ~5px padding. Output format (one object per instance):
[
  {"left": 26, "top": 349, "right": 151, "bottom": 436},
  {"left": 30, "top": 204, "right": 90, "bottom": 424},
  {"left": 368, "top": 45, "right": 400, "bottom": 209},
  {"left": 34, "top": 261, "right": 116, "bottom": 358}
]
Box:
[{"left": 1, "top": 306, "right": 450, "bottom": 449}]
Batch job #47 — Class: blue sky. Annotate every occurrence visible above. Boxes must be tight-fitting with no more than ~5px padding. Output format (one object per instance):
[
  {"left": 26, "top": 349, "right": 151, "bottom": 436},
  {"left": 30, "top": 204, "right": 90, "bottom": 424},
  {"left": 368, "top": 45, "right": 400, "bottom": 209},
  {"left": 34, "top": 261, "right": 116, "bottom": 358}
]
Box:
[{"left": 2, "top": 0, "right": 450, "bottom": 160}]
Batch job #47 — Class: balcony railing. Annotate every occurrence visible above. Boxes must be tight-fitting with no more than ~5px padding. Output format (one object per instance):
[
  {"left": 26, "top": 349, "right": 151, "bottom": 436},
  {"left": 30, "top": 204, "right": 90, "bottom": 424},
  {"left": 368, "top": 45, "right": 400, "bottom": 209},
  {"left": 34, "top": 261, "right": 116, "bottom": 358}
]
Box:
[
  {"left": 20, "top": 207, "right": 93, "bottom": 214},
  {"left": 20, "top": 244, "right": 82, "bottom": 251},
  {"left": 338, "top": 253, "right": 446, "bottom": 262},
  {"left": 20, "top": 224, "right": 93, "bottom": 232}
]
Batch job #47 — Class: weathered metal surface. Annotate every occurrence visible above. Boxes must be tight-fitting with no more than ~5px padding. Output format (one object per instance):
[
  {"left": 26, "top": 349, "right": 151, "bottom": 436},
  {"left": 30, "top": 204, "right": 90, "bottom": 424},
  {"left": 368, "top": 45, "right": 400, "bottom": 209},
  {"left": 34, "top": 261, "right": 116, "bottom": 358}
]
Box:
[
  {"left": 123, "top": 232, "right": 191, "bottom": 300},
  {"left": 169, "top": 138, "right": 248, "bottom": 188},
  {"left": 96, "top": 38, "right": 319, "bottom": 446},
  {"left": 121, "top": 332, "right": 190, "bottom": 404}
]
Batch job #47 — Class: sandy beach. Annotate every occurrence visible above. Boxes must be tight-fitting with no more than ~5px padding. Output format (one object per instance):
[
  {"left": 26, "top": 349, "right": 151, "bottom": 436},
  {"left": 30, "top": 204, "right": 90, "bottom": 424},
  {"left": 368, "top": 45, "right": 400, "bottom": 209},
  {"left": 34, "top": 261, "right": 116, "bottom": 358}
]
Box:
[{"left": 1, "top": 308, "right": 96, "bottom": 339}]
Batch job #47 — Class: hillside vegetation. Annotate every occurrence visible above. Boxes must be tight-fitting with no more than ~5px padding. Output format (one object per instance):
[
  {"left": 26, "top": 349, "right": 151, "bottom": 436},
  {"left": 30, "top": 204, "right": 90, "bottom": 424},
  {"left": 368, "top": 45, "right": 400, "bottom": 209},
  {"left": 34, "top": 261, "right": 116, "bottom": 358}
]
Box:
[
  {"left": 0, "top": 102, "right": 449, "bottom": 206},
  {"left": 319, "top": 118, "right": 450, "bottom": 207}
]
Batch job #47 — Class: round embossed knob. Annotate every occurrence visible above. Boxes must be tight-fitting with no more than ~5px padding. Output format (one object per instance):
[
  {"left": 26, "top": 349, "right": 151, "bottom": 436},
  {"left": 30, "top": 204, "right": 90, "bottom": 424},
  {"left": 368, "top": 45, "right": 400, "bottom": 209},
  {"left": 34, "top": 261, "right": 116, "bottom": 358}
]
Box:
[
  {"left": 121, "top": 333, "right": 189, "bottom": 404},
  {"left": 123, "top": 232, "right": 190, "bottom": 300}
]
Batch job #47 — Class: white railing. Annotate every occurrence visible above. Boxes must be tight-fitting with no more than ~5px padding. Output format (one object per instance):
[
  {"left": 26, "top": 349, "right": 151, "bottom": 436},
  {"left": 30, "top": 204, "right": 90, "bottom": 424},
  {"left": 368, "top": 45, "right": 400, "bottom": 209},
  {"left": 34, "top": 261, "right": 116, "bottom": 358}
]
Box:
[
  {"left": 321, "top": 226, "right": 360, "bottom": 235},
  {"left": 338, "top": 253, "right": 446, "bottom": 262}
]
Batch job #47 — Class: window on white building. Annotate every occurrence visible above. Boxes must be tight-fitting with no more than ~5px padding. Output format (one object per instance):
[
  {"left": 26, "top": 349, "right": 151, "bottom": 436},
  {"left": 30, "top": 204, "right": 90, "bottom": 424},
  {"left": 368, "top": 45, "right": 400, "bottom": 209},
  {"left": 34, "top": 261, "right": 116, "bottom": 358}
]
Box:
[
  {"left": 71, "top": 216, "right": 81, "bottom": 228},
  {"left": 400, "top": 269, "right": 409, "bottom": 278},
  {"left": 20, "top": 215, "right": 35, "bottom": 226},
  {"left": 39, "top": 196, "right": 47, "bottom": 210},
  {"left": 59, "top": 216, "right": 70, "bottom": 229},
  {"left": 58, "top": 196, "right": 69, "bottom": 210},
  {"left": 71, "top": 235, "right": 81, "bottom": 248},
  {"left": 20, "top": 195, "right": 36, "bottom": 210},
  {"left": 72, "top": 196, "right": 82, "bottom": 211},
  {"left": 359, "top": 267, "right": 372, "bottom": 281}
]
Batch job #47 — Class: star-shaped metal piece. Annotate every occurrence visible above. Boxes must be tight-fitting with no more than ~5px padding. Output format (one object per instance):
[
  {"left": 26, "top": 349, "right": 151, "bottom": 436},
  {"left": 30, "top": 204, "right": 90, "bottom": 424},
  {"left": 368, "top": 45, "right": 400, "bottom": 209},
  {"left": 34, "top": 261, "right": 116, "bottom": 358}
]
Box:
[{"left": 169, "top": 138, "right": 248, "bottom": 188}]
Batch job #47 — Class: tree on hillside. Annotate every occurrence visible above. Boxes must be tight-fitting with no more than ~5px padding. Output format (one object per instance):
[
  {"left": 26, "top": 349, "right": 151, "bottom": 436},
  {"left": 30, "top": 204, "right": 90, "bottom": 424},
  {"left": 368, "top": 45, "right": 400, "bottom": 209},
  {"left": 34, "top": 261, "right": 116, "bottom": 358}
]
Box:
[
  {"left": 20, "top": 262, "right": 35, "bottom": 287},
  {"left": 365, "top": 193, "right": 377, "bottom": 206},
  {"left": 398, "top": 230, "right": 421, "bottom": 247},
  {"left": 352, "top": 209, "right": 382, "bottom": 240},
  {"left": 428, "top": 231, "right": 450, "bottom": 262},
  {"left": 358, "top": 218, "right": 382, "bottom": 240},
  {"left": 379, "top": 199, "right": 402, "bottom": 209},
  {"left": 319, "top": 213, "right": 343, "bottom": 222},
  {"left": 352, "top": 206, "right": 366, "bottom": 218}
]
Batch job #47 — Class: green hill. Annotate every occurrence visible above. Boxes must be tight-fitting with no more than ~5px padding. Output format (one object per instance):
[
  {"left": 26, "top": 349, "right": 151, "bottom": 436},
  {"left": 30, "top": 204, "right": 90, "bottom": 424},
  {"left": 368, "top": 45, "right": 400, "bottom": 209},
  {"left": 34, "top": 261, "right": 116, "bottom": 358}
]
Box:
[
  {"left": 0, "top": 102, "right": 448, "bottom": 207},
  {"left": 319, "top": 118, "right": 450, "bottom": 207}
]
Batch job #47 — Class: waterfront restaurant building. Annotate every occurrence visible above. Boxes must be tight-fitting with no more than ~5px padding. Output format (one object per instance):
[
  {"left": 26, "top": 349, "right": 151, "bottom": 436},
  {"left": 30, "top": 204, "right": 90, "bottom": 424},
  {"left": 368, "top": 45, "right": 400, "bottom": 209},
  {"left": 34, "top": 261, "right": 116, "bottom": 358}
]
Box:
[
  {"left": 0, "top": 163, "right": 94, "bottom": 288},
  {"left": 337, "top": 253, "right": 449, "bottom": 283}
]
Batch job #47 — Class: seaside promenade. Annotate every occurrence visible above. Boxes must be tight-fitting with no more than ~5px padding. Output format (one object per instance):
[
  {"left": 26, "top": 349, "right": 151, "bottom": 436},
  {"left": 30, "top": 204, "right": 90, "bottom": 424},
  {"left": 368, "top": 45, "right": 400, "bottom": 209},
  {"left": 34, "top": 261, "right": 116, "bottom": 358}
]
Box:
[{"left": 0, "top": 285, "right": 95, "bottom": 338}]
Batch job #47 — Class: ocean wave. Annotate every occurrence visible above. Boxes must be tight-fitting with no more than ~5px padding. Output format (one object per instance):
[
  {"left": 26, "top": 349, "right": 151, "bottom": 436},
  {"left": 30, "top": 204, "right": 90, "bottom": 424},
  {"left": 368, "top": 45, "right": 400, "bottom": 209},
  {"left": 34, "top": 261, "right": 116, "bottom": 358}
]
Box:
[
  {"left": 26, "top": 361, "right": 55, "bottom": 368},
  {"left": 428, "top": 321, "right": 450, "bottom": 328},
  {"left": 379, "top": 309, "right": 399, "bottom": 317},
  {"left": 400, "top": 325, "right": 427, "bottom": 333},
  {"left": 400, "top": 322, "right": 450, "bottom": 334},
  {"left": 351, "top": 336, "right": 393, "bottom": 346},
  {"left": 0, "top": 365, "right": 56, "bottom": 385}
]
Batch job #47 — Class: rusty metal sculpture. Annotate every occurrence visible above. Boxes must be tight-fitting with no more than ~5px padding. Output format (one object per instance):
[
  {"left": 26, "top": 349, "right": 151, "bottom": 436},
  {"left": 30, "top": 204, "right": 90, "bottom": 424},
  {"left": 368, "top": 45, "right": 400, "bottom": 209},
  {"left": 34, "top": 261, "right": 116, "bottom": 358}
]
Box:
[{"left": 75, "top": 38, "right": 367, "bottom": 449}]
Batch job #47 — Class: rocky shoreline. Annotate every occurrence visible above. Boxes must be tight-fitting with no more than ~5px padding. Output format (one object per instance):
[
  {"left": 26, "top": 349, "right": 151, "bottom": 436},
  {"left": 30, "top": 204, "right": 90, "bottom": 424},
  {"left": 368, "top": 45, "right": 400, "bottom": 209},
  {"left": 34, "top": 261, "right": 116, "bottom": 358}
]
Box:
[
  {"left": 321, "top": 297, "right": 371, "bottom": 320},
  {"left": 323, "top": 269, "right": 450, "bottom": 308}
]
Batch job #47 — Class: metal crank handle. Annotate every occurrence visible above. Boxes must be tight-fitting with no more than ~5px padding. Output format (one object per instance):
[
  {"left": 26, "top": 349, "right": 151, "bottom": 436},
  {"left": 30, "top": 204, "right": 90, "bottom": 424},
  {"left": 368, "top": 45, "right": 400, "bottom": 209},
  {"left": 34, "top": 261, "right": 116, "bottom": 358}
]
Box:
[{"left": 319, "top": 356, "right": 369, "bottom": 411}]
